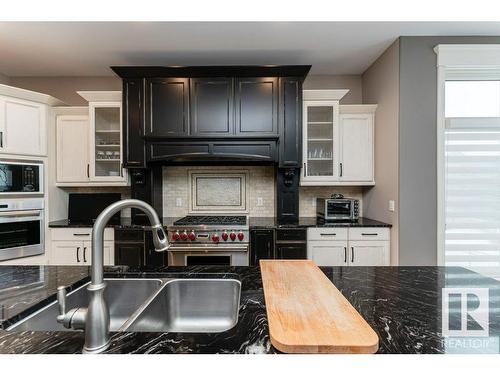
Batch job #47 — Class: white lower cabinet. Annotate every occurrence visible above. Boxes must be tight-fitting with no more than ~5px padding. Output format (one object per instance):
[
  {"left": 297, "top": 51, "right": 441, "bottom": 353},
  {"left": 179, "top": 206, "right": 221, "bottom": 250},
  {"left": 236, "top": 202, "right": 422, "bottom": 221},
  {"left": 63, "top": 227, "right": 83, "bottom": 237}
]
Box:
[
  {"left": 309, "top": 241, "right": 348, "bottom": 266},
  {"left": 307, "top": 227, "right": 390, "bottom": 266},
  {"left": 348, "top": 241, "right": 390, "bottom": 266},
  {"left": 50, "top": 228, "right": 114, "bottom": 266}
]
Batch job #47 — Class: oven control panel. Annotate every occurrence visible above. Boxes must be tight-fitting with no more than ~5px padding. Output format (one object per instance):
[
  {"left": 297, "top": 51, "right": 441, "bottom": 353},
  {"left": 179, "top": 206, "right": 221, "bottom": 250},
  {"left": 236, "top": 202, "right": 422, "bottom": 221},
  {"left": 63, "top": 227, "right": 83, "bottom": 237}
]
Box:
[{"left": 168, "top": 229, "right": 249, "bottom": 243}]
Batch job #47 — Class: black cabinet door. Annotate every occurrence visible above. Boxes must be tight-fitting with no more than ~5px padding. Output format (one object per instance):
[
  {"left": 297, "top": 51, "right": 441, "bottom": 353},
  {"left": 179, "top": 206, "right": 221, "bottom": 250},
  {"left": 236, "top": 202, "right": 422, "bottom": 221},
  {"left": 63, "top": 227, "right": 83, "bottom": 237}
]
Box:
[
  {"left": 279, "top": 77, "right": 302, "bottom": 167},
  {"left": 250, "top": 229, "right": 275, "bottom": 266},
  {"left": 275, "top": 243, "right": 307, "bottom": 260},
  {"left": 190, "top": 78, "right": 234, "bottom": 136},
  {"left": 145, "top": 78, "right": 189, "bottom": 137},
  {"left": 144, "top": 230, "right": 167, "bottom": 266},
  {"left": 235, "top": 77, "right": 278, "bottom": 136},
  {"left": 114, "top": 244, "right": 144, "bottom": 266},
  {"left": 122, "top": 79, "right": 146, "bottom": 168},
  {"left": 276, "top": 168, "right": 300, "bottom": 224}
]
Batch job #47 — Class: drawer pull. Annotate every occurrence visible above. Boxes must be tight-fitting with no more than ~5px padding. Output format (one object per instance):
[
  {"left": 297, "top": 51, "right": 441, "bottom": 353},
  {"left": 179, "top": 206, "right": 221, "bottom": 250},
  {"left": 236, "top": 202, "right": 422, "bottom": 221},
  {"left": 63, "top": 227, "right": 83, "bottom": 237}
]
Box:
[
  {"left": 73, "top": 233, "right": 90, "bottom": 237},
  {"left": 351, "top": 247, "right": 354, "bottom": 263},
  {"left": 76, "top": 247, "right": 80, "bottom": 263},
  {"left": 361, "top": 233, "right": 378, "bottom": 236},
  {"left": 83, "top": 247, "right": 87, "bottom": 263},
  {"left": 320, "top": 233, "right": 337, "bottom": 236},
  {"left": 344, "top": 247, "right": 347, "bottom": 263}
]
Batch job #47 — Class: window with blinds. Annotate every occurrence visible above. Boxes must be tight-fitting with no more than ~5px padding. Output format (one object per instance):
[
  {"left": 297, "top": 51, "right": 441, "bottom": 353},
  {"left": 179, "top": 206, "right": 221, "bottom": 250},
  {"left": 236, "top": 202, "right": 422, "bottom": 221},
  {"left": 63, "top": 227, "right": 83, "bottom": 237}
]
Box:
[{"left": 445, "top": 80, "right": 500, "bottom": 280}]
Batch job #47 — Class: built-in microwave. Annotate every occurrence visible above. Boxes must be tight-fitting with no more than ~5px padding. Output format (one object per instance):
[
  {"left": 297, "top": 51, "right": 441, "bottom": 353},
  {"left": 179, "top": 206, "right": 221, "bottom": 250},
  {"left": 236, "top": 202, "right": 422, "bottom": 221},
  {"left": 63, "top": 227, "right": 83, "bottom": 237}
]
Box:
[
  {"left": 316, "top": 198, "right": 359, "bottom": 221},
  {"left": 0, "top": 161, "right": 43, "bottom": 194}
]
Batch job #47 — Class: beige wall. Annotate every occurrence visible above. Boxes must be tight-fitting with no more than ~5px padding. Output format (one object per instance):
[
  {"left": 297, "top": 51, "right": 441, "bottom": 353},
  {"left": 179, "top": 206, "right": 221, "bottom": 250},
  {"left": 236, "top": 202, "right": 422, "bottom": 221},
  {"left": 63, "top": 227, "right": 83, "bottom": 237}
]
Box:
[
  {"left": 8, "top": 76, "right": 121, "bottom": 105},
  {"left": 361, "top": 39, "right": 400, "bottom": 265},
  {"left": 304, "top": 74, "right": 362, "bottom": 104},
  {"left": 0, "top": 72, "right": 10, "bottom": 84}
]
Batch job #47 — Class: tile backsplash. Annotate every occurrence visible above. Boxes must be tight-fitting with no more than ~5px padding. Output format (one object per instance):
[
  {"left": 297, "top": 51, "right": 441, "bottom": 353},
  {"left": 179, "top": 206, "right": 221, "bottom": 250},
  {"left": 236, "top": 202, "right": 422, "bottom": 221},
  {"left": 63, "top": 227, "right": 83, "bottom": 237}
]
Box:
[
  {"left": 163, "top": 166, "right": 275, "bottom": 217},
  {"left": 299, "top": 186, "right": 363, "bottom": 217},
  {"left": 163, "top": 166, "right": 363, "bottom": 218}
]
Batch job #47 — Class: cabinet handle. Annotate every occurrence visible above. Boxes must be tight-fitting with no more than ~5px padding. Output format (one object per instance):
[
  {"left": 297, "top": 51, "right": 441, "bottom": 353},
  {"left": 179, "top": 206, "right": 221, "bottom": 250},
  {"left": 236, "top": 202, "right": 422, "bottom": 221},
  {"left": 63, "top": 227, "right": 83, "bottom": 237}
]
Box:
[
  {"left": 351, "top": 247, "right": 354, "bottom": 263},
  {"left": 303, "top": 162, "right": 306, "bottom": 177},
  {"left": 83, "top": 247, "right": 87, "bottom": 263},
  {"left": 73, "top": 233, "right": 90, "bottom": 236},
  {"left": 320, "top": 233, "right": 337, "bottom": 236},
  {"left": 87, "top": 164, "right": 90, "bottom": 178},
  {"left": 344, "top": 247, "right": 347, "bottom": 263},
  {"left": 76, "top": 247, "right": 80, "bottom": 263},
  {"left": 340, "top": 163, "right": 343, "bottom": 177},
  {"left": 0, "top": 131, "right": 3, "bottom": 148},
  {"left": 361, "top": 233, "right": 378, "bottom": 236}
]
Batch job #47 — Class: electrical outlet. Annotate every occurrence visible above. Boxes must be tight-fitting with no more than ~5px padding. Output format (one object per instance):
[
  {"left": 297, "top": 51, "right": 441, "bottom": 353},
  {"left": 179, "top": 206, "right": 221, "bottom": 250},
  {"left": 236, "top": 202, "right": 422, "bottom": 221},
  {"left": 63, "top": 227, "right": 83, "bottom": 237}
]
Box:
[
  {"left": 389, "top": 200, "right": 395, "bottom": 212},
  {"left": 176, "top": 198, "right": 182, "bottom": 207},
  {"left": 257, "top": 197, "right": 263, "bottom": 206}
]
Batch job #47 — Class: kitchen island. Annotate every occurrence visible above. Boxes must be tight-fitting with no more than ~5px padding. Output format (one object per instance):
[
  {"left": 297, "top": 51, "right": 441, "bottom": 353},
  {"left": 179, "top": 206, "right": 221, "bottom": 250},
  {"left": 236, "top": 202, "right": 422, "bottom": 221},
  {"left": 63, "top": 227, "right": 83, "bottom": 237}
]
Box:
[{"left": 0, "top": 265, "right": 499, "bottom": 354}]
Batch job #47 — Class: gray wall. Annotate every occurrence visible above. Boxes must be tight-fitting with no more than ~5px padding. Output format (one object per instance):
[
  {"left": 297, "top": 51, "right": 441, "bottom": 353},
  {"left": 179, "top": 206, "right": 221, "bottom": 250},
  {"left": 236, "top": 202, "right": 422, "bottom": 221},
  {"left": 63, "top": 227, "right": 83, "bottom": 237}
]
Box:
[
  {"left": 398, "top": 36, "right": 500, "bottom": 265},
  {"left": 304, "top": 74, "right": 362, "bottom": 104},
  {"left": 362, "top": 39, "right": 400, "bottom": 265}
]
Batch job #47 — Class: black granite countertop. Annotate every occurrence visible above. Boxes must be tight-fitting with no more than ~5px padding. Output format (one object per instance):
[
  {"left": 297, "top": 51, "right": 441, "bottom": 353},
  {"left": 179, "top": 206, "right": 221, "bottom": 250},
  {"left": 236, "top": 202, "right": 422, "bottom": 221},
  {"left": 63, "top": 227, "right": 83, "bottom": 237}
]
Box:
[
  {"left": 48, "top": 218, "right": 146, "bottom": 229},
  {"left": 248, "top": 216, "right": 392, "bottom": 229},
  {"left": 0, "top": 265, "right": 498, "bottom": 354}
]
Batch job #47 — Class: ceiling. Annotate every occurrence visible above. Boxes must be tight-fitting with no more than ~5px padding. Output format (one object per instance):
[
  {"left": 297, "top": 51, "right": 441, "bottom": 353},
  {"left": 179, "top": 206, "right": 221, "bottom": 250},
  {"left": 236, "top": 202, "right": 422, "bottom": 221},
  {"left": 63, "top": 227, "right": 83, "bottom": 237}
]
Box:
[{"left": 1, "top": 22, "right": 500, "bottom": 77}]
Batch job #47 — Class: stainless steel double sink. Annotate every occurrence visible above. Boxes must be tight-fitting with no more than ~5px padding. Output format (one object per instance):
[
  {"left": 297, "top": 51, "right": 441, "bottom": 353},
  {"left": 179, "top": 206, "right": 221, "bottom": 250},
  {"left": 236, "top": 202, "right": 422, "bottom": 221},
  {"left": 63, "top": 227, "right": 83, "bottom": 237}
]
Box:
[{"left": 8, "top": 278, "right": 241, "bottom": 333}]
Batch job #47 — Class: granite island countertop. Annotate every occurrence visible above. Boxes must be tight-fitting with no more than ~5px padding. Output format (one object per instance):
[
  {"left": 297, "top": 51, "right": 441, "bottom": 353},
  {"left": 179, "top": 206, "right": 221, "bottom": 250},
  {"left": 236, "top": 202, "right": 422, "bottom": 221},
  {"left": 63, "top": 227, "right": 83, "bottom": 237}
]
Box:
[{"left": 0, "top": 265, "right": 498, "bottom": 354}]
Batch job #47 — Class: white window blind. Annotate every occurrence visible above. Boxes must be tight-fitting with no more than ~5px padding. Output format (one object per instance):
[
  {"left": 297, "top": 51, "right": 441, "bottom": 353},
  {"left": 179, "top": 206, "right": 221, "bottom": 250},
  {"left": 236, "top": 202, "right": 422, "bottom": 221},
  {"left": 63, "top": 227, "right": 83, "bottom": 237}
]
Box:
[{"left": 445, "top": 117, "right": 500, "bottom": 280}]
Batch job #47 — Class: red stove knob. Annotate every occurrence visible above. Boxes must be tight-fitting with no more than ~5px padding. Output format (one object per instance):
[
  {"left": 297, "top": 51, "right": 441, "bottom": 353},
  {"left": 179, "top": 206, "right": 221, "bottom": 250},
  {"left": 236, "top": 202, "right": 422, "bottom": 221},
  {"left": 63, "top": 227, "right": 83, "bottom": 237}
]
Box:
[
  {"left": 229, "top": 231, "right": 236, "bottom": 241},
  {"left": 212, "top": 233, "right": 219, "bottom": 242},
  {"left": 179, "top": 231, "right": 188, "bottom": 241},
  {"left": 221, "top": 231, "right": 229, "bottom": 241},
  {"left": 188, "top": 231, "right": 196, "bottom": 241},
  {"left": 237, "top": 231, "right": 244, "bottom": 241},
  {"left": 172, "top": 231, "right": 180, "bottom": 241}
]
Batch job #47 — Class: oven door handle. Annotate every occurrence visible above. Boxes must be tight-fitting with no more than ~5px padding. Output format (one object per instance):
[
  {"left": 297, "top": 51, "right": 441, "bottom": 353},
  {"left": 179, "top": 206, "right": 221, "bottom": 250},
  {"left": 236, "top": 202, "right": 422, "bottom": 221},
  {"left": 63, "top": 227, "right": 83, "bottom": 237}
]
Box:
[
  {"left": 0, "top": 210, "right": 41, "bottom": 218},
  {"left": 168, "top": 246, "right": 248, "bottom": 252}
]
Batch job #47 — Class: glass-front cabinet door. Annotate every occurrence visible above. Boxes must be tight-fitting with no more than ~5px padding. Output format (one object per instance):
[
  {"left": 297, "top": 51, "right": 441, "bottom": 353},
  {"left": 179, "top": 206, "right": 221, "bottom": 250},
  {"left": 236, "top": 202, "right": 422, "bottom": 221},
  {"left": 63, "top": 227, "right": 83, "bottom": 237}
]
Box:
[
  {"left": 302, "top": 100, "right": 339, "bottom": 184},
  {"left": 89, "top": 102, "right": 126, "bottom": 182}
]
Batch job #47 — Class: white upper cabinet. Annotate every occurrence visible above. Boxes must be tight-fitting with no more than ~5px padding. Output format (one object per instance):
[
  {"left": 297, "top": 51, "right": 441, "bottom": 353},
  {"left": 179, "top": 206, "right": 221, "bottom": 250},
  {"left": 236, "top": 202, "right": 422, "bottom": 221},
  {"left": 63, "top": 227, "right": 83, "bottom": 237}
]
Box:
[
  {"left": 55, "top": 92, "right": 128, "bottom": 186},
  {"left": 56, "top": 114, "right": 90, "bottom": 183},
  {"left": 339, "top": 106, "right": 376, "bottom": 183},
  {"left": 0, "top": 84, "right": 63, "bottom": 157},
  {"left": 301, "top": 89, "right": 376, "bottom": 186}
]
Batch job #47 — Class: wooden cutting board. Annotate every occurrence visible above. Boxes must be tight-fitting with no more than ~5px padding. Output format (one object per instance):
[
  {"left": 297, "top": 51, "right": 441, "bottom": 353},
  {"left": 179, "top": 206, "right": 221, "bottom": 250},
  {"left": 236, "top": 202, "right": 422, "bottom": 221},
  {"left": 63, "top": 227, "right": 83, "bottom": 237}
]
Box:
[{"left": 260, "top": 260, "right": 379, "bottom": 354}]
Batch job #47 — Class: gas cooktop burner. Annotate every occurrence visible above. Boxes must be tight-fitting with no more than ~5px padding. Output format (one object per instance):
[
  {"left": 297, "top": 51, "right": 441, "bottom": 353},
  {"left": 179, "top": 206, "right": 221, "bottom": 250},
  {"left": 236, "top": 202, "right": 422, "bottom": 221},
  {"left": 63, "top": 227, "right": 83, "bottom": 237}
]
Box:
[{"left": 173, "top": 215, "right": 247, "bottom": 226}]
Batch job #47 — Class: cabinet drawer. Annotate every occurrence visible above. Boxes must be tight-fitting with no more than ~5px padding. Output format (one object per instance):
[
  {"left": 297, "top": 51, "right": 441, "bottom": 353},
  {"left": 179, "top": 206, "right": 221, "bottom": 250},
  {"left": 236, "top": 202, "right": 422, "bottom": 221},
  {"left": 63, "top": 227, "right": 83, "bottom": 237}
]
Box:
[
  {"left": 275, "top": 228, "right": 306, "bottom": 242},
  {"left": 307, "top": 228, "right": 348, "bottom": 241},
  {"left": 51, "top": 228, "right": 114, "bottom": 241},
  {"left": 349, "top": 227, "right": 389, "bottom": 241}
]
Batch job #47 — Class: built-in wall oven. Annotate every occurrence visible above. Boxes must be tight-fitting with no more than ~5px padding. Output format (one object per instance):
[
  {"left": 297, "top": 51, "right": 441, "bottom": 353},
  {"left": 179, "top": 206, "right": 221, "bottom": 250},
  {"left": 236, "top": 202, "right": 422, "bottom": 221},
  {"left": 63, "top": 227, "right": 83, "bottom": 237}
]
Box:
[
  {"left": 0, "top": 198, "right": 45, "bottom": 261},
  {"left": 0, "top": 161, "right": 43, "bottom": 194}
]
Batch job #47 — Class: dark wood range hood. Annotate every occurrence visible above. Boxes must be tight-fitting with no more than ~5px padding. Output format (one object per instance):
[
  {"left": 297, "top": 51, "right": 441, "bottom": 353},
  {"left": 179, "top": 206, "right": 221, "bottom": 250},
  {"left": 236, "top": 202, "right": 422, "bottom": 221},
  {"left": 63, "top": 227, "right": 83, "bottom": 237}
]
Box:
[
  {"left": 111, "top": 65, "right": 310, "bottom": 166},
  {"left": 112, "top": 65, "right": 310, "bottom": 225}
]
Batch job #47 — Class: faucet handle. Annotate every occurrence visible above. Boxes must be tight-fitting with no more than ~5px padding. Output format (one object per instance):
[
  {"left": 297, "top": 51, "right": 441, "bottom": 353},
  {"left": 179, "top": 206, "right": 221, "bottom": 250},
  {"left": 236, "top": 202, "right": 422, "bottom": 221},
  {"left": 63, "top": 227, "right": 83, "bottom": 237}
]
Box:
[{"left": 56, "top": 286, "right": 67, "bottom": 323}]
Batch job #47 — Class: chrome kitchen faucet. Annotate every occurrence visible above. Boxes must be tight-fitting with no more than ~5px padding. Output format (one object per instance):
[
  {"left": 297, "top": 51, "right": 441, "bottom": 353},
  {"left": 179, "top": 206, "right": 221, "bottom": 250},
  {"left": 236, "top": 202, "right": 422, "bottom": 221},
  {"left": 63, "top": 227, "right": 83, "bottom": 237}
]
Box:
[{"left": 56, "top": 199, "right": 170, "bottom": 354}]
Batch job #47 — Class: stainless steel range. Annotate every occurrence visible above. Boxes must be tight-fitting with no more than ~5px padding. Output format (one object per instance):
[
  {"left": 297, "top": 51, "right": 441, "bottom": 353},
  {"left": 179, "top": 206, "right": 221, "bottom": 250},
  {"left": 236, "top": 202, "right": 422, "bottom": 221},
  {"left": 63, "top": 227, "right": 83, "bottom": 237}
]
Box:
[{"left": 167, "top": 216, "right": 249, "bottom": 266}]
